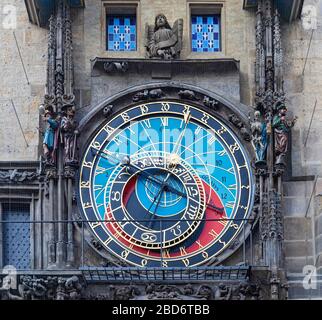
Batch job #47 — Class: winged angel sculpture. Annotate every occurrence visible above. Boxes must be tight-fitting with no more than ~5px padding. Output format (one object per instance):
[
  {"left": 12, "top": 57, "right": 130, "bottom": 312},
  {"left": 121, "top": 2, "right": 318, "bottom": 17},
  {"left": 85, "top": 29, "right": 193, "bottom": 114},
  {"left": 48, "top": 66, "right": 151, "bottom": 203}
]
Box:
[{"left": 145, "top": 14, "right": 183, "bottom": 59}]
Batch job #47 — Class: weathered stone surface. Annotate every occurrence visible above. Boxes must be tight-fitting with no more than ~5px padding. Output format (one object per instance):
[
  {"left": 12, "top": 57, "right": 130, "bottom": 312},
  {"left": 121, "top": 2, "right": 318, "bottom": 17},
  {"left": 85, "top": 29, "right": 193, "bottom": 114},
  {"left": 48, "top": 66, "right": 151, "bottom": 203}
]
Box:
[
  {"left": 285, "top": 256, "right": 314, "bottom": 273},
  {"left": 284, "top": 217, "right": 312, "bottom": 240}
]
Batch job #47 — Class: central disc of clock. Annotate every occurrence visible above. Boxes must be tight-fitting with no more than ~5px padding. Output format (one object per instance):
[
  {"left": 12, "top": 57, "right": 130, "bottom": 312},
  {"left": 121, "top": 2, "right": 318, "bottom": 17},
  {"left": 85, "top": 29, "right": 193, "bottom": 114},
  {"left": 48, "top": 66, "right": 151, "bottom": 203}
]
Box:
[{"left": 135, "top": 168, "right": 187, "bottom": 217}]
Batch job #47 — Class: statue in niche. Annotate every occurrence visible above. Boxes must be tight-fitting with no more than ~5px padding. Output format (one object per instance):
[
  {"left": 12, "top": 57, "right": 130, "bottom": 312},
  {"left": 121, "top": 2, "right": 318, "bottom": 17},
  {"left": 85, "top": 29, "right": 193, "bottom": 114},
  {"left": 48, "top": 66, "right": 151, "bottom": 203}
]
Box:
[
  {"left": 145, "top": 14, "right": 183, "bottom": 59},
  {"left": 61, "top": 106, "right": 79, "bottom": 167},
  {"left": 272, "top": 104, "right": 297, "bottom": 166},
  {"left": 41, "top": 107, "right": 59, "bottom": 166},
  {"left": 250, "top": 110, "right": 268, "bottom": 166}
]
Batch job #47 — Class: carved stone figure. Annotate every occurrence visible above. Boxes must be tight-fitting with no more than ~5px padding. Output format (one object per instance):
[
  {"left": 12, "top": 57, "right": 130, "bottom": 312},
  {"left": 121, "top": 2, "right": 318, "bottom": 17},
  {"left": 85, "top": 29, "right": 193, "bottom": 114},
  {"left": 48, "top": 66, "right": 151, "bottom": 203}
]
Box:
[
  {"left": 183, "top": 283, "right": 194, "bottom": 296},
  {"left": 61, "top": 106, "right": 78, "bottom": 167},
  {"left": 192, "top": 285, "right": 214, "bottom": 300},
  {"left": 214, "top": 283, "right": 232, "bottom": 300},
  {"left": 65, "top": 276, "right": 82, "bottom": 300},
  {"left": 178, "top": 90, "right": 199, "bottom": 101},
  {"left": 250, "top": 110, "right": 268, "bottom": 165},
  {"left": 0, "top": 169, "right": 39, "bottom": 184},
  {"left": 109, "top": 284, "right": 140, "bottom": 300},
  {"left": 203, "top": 96, "right": 218, "bottom": 109},
  {"left": 103, "top": 105, "right": 113, "bottom": 118},
  {"left": 272, "top": 104, "right": 297, "bottom": 165},
  {"left": 0, "top": 277, "right": 22, "bottom": 300},
  {"left": 56, "top": 278, "right": 68, "bottom": 300},
  {"left": 229, "top": 113, "right": 251, "bottom": 141},
  {"left": 42, "top": 108, "right": 59, "bottom": 165},
  {"left": 132, "top": 89, "right": 165, "bottom": 102},
  {"left": 145, "top": 14, "right": 183, "bottom": 59}
]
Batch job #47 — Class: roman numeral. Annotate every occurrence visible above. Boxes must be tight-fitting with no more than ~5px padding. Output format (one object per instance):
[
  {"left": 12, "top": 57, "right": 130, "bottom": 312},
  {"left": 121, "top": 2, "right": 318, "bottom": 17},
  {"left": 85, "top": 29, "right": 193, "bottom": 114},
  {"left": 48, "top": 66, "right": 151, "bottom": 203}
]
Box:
[
  {"left": 208, "top": 229, "right": 218, "bottom": 238},
  {"left": 180, "top": 246, "right": 187, "bottom": 256},
  {"left": 161, "top": 117, "right": 168, "bottom": 126}
]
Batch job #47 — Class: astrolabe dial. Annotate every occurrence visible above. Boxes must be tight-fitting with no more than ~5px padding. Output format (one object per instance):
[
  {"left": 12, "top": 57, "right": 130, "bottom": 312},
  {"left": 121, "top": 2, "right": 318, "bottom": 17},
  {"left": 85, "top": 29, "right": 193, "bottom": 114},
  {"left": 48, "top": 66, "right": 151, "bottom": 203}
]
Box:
[{"left": 79, "top": 101, "right": 254, "bottom": 267}]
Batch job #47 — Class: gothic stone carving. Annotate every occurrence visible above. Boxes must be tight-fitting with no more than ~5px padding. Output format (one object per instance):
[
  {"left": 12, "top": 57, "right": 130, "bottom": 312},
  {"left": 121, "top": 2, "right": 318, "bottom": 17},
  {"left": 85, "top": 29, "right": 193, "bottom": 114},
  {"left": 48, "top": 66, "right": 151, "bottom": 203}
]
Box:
[
  {"left": 0, "top": 169, "right": 40, "bottom": 184},
  {"left": 103, "top": 61, "right": 129, "bottom": 73},
  {"left": 145, "top": 14, "right": 183, "bottom": 59},
  {"left": 203, "top": 96, "right": 218, "bottom": 109},
  {"left": 178, "top": 90, "right": 199, "bottom": 101},
  {"left": 228, "top": 113, "right": 251, "bottom": 141},
  {"left": 83, "top": 282, "right": 262, "bottom": 301},
  {"left": 0, "top": 276, "right": 83, "bottom": 300},
  {"left": 103, "top": 105, "right": 113, "bottom": 118},
  {"left": 132, "top": 89, "right": 165, "bottom": 102}
]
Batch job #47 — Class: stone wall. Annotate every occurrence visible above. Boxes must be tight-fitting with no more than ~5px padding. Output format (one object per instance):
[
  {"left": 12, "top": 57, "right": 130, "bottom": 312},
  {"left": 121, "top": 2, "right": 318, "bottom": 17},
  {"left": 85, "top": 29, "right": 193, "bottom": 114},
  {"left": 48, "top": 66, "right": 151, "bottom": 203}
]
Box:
[
  {"left": 0, "top": 0, "right": 47, "bottom": 161},
  {"left": 281, "top": 0, "right": 322, "bottom": 299}
]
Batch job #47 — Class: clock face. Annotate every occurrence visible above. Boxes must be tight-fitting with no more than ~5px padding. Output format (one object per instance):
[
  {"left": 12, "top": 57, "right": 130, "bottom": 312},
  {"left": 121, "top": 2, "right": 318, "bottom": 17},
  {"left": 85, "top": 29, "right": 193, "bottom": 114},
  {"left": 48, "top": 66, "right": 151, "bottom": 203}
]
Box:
[{"left": 79, "top": 101, "right": 254, "bottom": 267}]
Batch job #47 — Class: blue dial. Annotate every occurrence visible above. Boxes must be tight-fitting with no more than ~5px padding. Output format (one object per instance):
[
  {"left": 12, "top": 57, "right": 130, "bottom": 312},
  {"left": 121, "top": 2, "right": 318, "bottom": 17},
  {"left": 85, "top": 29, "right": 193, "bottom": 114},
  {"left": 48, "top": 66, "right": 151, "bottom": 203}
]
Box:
[{"left": 79, "top": 101, "right": 254, "bottom": 267}]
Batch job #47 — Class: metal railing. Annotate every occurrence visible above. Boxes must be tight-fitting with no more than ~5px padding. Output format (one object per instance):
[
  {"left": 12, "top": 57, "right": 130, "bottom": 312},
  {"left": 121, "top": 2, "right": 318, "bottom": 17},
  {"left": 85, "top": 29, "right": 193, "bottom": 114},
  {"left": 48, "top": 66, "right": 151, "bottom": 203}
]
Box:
[{"left": 0, "top": 217, "right": 257, "bottom": 273}]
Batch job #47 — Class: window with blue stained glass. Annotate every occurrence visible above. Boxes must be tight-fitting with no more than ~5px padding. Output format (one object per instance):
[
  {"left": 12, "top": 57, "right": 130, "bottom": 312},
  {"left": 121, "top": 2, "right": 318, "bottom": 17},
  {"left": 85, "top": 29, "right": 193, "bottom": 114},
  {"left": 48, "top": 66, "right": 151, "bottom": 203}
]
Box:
[
  {"left": 107, "top": 15, "right": 137, "bottom": 51},
  {"left": 191, "top": 15, "right": 221, "bottom": 52}
]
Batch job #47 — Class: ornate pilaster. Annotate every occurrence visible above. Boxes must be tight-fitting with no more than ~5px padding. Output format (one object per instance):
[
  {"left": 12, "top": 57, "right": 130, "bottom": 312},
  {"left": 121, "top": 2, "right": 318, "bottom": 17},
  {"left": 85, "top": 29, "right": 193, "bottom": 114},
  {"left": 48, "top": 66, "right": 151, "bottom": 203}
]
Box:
[
  {"left": 251, "top": 0, "right": 295, "bottom": 300},
  {"left": 39, "top": 0, "right": 77, "bottom": 269}
]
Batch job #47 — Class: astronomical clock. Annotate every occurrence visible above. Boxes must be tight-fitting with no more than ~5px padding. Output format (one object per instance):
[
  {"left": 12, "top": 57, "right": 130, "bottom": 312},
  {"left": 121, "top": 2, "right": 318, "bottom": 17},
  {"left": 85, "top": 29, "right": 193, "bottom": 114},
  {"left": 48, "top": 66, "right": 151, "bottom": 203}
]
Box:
[{"left": 78, "top": 99, "right": 254, "bottom": 268}]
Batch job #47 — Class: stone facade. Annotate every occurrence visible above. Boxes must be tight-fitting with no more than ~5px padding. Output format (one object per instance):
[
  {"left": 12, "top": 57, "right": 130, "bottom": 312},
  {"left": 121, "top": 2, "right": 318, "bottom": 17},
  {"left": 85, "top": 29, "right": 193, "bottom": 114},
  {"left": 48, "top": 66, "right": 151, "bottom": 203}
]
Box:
[{"left": 0, "top": 0, "right": 321, "bottom": 300}]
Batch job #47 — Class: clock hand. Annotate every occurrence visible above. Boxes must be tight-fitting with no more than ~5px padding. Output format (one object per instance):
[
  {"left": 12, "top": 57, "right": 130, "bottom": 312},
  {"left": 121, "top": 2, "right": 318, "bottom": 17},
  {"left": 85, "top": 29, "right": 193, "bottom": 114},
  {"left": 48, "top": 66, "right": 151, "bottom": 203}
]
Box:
[
  {"left": 147, "top": 184, "right": 165, "bottom": 229},
  {"left": 92, "top": 149, "right": 224, "bottom": 214},
  {"left": 162, "top": 112, "right": 191, "bottom": 185},
  {"left": 172, "top": 111, "right": 191, "bottom": 155},
  {"left": 92, "top": 149, "right": 166, "bottom": 186}
]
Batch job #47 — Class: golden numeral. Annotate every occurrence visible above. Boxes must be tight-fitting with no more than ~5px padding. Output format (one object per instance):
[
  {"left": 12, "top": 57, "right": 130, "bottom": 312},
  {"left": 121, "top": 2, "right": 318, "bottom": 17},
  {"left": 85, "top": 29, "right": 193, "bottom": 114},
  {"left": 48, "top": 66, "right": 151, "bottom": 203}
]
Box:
[
  {"left": 230, "top": 223, "right": 239, "bottom": 230},
  {"left": 202, "top": 251, "right": 209, "bottom": 259},
  {"left": 90, "top": 222, "right": 100, "bottom": 229},
  {"left": 140, "top": 104, "right": 149, "bottom": 114},
  {"left": 162, "top": 249, "right": 171, "bottom": 258},
  {"left": 182, "top": 258, "right": 190, "bottom": 267},
  {"left": 80, "top": 181, "right": 90, "bottom": 188},
  {"left": 196, "top": 240, "right": 203, "bottom": 249},
  {"left": 121, "top": 112, "right": 130, "bottom": 122},
  {"left": 208, "top": 229, "right": 218, "bottom": 238},
  {"left": 91, "top": 141, "right": 101, "bottom": 150},
  {"left": 180, "top": 246, "right": 187, "bottom": 256},
  {"left": 83, "top": 202, "right": 92, "bottom": 209},
  {"left": 218, "top": 219, "right": 228, "bottom": 227},
  {"left": 229, "top": 143, "right": 240, "bottom": 154},
  {"left": 103, "top": 238, "right": 112, "bottom": 246},
  {"left": 217, "top": 127, "right": 227, "bottom": 135},
  {"left": 121, "top": 250, "right": 130, "bottom": 259},
  {"left": 161, "top": 102, "right": 170, "bottom": 111},
  {"left": 83, "top": 161, "right": 93, "bottom": 168}
]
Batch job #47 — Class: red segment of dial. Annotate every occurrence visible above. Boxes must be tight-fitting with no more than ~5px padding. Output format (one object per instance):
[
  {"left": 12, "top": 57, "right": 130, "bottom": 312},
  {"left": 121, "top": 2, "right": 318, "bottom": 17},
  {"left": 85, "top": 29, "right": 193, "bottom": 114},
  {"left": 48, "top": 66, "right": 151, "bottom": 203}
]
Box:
[{"left": 103, "top": 176, "right": 227, "bottom": 259}]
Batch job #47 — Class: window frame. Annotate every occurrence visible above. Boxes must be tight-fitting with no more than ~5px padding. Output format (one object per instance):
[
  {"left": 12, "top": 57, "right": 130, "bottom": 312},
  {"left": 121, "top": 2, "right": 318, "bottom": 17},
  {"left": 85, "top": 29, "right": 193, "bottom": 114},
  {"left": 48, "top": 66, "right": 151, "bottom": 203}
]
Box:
[
  {"left": 187, "top": 1, "right": 226, "bottom": 58},
  {"left": 101, "top": 1, "right": 142, "bottom": 57},
  {"left": 0, "top": 202, "right": 32, "bottom": 270}
]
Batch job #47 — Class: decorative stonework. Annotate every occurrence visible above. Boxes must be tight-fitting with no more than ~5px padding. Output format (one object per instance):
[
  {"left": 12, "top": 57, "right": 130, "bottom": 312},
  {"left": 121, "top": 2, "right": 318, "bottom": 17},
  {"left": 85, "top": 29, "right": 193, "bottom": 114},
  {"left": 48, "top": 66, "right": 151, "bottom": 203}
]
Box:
[
  {"left": 0, "top": 169, "right": 40, "bottom": 184},
  {"left": 0, "top": 275, "right": 83, "bottom": 300},
  {"left": 145, "top": 14, "right": 183, "bottom": 59},
  {"left": 228, "top": 113, "right": 251, "bottom": 141},
  {"left": 132, "top": 89, "right": 165, "bottom": 102}
]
